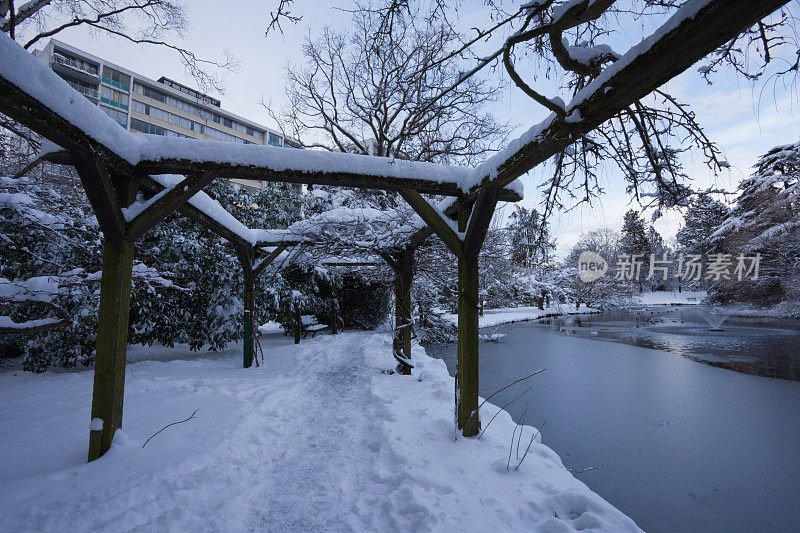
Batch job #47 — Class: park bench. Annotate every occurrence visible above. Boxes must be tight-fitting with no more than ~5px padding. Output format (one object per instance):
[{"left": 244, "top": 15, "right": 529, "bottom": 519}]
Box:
[{"left": 301, "top": 315, "right": 328, "bottom": 338}]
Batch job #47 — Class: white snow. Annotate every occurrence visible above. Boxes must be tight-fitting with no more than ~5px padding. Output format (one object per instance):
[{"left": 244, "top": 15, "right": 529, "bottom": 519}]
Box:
[
  {"left": 636, "top": 290, "right": 707, "bottom": 306},
  {"left": 0, "top": 316, "right": 62, "bottom": 330},
  {"left": 0, "top": 332, "right": 639, "bottom": 531},
  {"left": 89, "top": 418, "right": 103, "bottom": 431},
  {"left": 442, "top": 305, "right": 600, "bottom": 329}
]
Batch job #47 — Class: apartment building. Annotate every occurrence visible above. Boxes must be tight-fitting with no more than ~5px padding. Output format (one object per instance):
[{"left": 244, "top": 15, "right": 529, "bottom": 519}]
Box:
[{"left": 34, "top": 39, "right": 300, "bottom": 192}]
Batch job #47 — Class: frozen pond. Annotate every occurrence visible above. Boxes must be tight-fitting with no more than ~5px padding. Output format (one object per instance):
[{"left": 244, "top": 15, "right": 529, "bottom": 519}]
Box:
[
  {"left": 424, "top": 312, "right": 800, "bottom": 532},
  {"left": 541, "top": 306, "right": 800, "bottom": 380}
]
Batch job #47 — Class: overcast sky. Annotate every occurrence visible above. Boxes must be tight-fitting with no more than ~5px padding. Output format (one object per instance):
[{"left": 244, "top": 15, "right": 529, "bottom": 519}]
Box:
[{"left": 37, "top": 0, "right": 800, "bottom": 257}]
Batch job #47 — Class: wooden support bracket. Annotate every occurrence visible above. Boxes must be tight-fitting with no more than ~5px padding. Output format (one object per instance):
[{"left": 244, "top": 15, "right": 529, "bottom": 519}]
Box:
[
  {"left": 73, "top": 153, "right": 127, "bottom": 241},
  {"left": 127, "top": 172, "right": 216, "bottom": 240},
  {"left": 399, "top": 188, "right": 464, "bottom": 258},
  {"left": 253, "top": 243, "right": 290, "bottom": 278}
]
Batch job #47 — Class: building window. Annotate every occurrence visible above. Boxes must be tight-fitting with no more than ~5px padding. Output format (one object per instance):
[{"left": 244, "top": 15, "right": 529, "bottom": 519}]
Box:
[
  {"left": 206, "top": 125, "right": 251, "bottom": 144},
  {"left": 133, "top": 82, "right": 208, "bottom": 120},
  {"left": 102, "top": 66, "right": 130, "bottom": 92},
  {"left": 130, "top": 118, "right": 187, "bottom": 137},
  {"left": 100, "top": 105, "right": 128, "bottom": 128},
  {"left": 132, "top": 99, "right": 207, "bottom": 135},
  {"left": 100, "top": 85, "right": 129, "bottom": 109},
  {"left": 268, "top": 132, "right": 282, "bottom": 147}
]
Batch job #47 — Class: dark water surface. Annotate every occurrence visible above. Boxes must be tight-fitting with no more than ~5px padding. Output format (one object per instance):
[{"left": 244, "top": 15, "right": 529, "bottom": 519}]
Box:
[
  {"left": 423, "top": 310, "right": 800, "bottom": 533},
  {"left": 541, "top": 306, "right": 800, "bottom": 380}
]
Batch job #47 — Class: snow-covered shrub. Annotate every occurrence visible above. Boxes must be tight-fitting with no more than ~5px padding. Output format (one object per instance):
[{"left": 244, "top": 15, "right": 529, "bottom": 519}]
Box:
[{"left": 0, "top": 172, "right": 322, "bottom": 370}]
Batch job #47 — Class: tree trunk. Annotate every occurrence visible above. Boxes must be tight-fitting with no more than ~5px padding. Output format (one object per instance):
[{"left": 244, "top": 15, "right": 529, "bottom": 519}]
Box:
[{"left": 88, "top": 239, "right": 134, "bottom": 462}]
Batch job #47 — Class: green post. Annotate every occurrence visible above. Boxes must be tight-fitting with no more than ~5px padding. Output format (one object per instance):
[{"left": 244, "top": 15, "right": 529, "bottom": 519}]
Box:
[
  {"left": 294, "top": 310, "right": 301, "bottom": 344},
  {"left": 243, "top": 310, "right": 252, "bottom": 368}
]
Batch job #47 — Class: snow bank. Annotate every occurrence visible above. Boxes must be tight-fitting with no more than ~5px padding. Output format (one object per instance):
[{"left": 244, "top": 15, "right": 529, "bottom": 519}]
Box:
[
  {"left": 442, "top": 305, "right": 600, "bottom": 329},
  {"left": 636, "top": 291, "right": 707, "bottom": 306},
  {"left": 0, "top": 332, "right": 638, "bottom": 531}
]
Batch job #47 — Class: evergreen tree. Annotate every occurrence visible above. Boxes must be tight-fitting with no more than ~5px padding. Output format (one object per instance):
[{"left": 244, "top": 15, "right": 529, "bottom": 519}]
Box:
[
  {"left": 676, "top": 195, "right": 730, "bottom": 256},
  {"left": 619, "top": 210, "right": 650, "bottom": 291},
  {"left": 711, "top": 141, "right": 800, "bottom": 307}
]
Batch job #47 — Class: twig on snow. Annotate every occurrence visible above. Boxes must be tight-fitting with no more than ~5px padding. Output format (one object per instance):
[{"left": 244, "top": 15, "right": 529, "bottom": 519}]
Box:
[
  {"left": 468, "top": 368, "right": 545, "bottom": 426},
  {"left": 479, "top": 383, "right": 536, "bottom": 439},
  {"left": 142, "top": 409, "right": 198, "bottom": 448}
]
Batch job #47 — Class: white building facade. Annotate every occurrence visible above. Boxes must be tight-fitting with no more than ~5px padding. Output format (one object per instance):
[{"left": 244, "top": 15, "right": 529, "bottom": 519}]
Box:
[{"left": 34, "top": 39, "right": 300, "bottom": 192}]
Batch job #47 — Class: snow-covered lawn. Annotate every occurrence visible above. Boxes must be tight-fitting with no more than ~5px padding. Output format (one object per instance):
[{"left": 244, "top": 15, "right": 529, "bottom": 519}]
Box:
[
  {"left": 0, "top": 332, "right": 639, "bottom": 531},
  {"left": 443, "top": 305, "right": 599, "bottom": 329},
  {"left": 636, "top": 290, "right": 707, "bottom": 306}
]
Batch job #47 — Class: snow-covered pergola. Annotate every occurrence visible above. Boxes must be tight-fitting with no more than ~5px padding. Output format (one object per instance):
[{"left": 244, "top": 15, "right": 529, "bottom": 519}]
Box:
[{"left": 0, "top": 0, "right": 786, "bottom": 461}]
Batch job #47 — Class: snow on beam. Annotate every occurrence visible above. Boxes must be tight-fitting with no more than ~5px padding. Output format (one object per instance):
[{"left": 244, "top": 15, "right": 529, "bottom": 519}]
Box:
[
  {"left": 133, "top": 136, "right": 484, "bottom": 197},
  {"left": 465, "top": 0, "right": 790, "bottom": 195},
  {"left": 252, "top": 229, "right": 305, "bottom": 248},
  {"left": 136, "top": 174, "right": 253, "bottom": 248},
  {"left": 0, "top": 30, "right": 522, "bottom": 199}
]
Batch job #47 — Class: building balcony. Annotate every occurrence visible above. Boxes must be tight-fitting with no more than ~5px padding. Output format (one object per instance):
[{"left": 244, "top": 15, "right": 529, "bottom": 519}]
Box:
[
  {"left": 52, "top": 52, "right": 99, "bottom": 80},
  {"left": 65, "top": 79, "right": 99, "bottom": 100}
]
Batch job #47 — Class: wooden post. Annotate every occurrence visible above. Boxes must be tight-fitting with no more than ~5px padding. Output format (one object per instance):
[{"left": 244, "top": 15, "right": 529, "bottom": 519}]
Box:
[
  {"left": 457, "top": 249, "right": 481, "bottom": 436},
  {"left": 458, "top": 190, "right": 498, "bottom": 437},
  {"left": 243, "top": 310, "right": 252, "bottom": 368},
  {"left": 238, "top": 246, "right": 255, "bottom": 368},
  {"left": 394, "top": 248, "right": 414, "bottom": 374},
  {"left": 330, "top": 298, "right": 340, "bottom": 334},
  {"left": 294, "top": 310, "right": 301, "bottom": 344},
  {"left": 88, "top": 239, "right": 134, "bottom": 461}
]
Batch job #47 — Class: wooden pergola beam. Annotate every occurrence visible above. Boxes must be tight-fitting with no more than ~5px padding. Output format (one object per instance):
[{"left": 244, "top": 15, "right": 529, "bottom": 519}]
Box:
[
  {"left": 135, "top": 159, "right": 477, "bottom": 197},
  {"left": 41, "top": 149, "right": 522, "bottom": 202},
  {"left": 470, "top": 0, "right": 790, "bottom": 195},
  {"left": 136, "top": 174, "right": 253, "bottom": 248},
  {"left": 253, "top": 243, "right": 290, "bottom": 277}
]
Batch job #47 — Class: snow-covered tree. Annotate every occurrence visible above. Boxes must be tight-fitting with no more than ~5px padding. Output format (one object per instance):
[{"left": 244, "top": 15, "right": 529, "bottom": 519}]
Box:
[
  {"left": 562, "top": 228, "right": 635, "bottom": 308},
  {"left": 710, "top": 141, "right": 800, "bottom": 309},
  {"left": 619, "top": 210, "right": 650, "bottom": 291},
  {"left": 506, "top": 205, "right": 555, "bottom": 268}
]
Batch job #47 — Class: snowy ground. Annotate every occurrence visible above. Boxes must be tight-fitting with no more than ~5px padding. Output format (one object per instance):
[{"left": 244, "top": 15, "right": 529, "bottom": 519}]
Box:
[
  {"left": 635, "top": 290, "right": 706, "bottom": 306},
  {"left": 443, "top": 304, "right": 599, "bottom": 329},
  {"left": 0, "top": 332, "right": 639, "bottom": 532}
]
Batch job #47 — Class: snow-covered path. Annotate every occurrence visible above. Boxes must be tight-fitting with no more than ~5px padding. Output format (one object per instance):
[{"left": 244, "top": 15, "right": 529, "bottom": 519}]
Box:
[
  {"left": 0, "top": 332, "right": 640, "bottom": 532},
  {"left": 246, "top": 334, "right": 403, "bottom": 531}
]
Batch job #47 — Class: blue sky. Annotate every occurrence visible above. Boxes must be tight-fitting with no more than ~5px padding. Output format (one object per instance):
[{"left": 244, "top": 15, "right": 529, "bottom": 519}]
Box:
[{"left": 32, "top": 0, "right": 799, "bottom": 257}]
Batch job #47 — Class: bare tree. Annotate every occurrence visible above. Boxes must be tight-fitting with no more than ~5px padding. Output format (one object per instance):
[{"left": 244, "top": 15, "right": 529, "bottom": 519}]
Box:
[
  {"left": 268, "top": 2, "right": 511, "bottom": 166},
  {"left": 3, "top": 0, "right": 237, "bottom": 93},
  {"left": 267, "top": 0, "right": 798, "bottom": 217}
]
